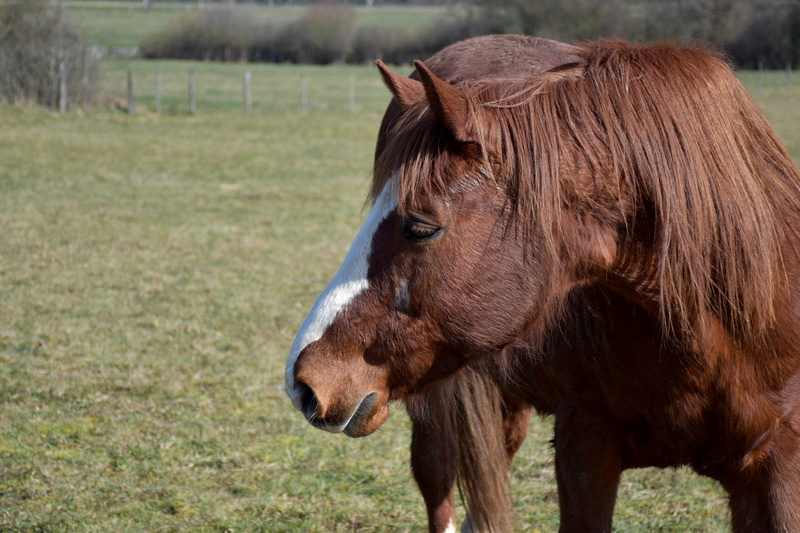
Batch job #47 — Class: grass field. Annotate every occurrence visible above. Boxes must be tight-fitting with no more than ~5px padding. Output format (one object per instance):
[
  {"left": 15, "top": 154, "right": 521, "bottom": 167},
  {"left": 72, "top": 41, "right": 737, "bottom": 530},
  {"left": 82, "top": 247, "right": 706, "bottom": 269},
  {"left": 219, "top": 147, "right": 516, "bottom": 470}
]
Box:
[{"left": 0, "top": 58, "right": 798, "bottom": 531}]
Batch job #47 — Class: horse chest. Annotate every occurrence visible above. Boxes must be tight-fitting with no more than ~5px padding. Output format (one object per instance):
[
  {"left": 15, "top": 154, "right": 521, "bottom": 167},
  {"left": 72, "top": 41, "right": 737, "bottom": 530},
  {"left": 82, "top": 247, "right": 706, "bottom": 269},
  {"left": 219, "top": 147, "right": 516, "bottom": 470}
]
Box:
[{"left": 543, "top": 293, "right": 727, "bottom": 468}]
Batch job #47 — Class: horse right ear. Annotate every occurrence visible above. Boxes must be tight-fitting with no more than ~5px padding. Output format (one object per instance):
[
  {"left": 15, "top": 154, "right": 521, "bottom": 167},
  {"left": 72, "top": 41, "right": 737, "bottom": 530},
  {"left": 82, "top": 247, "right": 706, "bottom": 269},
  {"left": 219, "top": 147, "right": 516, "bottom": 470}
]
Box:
[{"left": 376, "top": 60, "right": 424, "bottom": 110}]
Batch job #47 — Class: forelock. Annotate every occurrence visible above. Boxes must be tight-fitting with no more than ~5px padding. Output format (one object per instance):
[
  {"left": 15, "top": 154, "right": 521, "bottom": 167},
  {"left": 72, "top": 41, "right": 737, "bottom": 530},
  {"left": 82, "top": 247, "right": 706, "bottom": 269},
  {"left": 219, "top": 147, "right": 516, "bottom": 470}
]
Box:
[{"left": 372, "top": 100, "right": 491, "bottom": 214}]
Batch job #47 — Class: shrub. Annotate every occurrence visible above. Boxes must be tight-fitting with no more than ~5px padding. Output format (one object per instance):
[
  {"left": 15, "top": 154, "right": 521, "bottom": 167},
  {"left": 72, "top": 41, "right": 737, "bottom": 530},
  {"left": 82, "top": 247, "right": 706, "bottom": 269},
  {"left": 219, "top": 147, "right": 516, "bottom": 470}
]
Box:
[
  {"left": 351, "top": 26, "right": 414, "bottom": 64},
  {"left": 142, "top": 3, "right": 356, "bottom": 65},
  {"left": 0, "top": 0, "right": 98, "bottom": 109},
  {"left": 140, "top": 7, "right": 272, "bottom": 62},
  {"left": 478, "top": 0, "right": 627, "bottom": 41},
  {"left": 285, "top": 3, "right": 357, "bottom": 64},
  {"left": 413, "top": 10, "right": 508, "bottom": 59},
  {"left": 353, "top": 9, "right": 506, "bottom": 65},
  {"left": 728, "top": 4, "right": 800, "bottom": 69}
]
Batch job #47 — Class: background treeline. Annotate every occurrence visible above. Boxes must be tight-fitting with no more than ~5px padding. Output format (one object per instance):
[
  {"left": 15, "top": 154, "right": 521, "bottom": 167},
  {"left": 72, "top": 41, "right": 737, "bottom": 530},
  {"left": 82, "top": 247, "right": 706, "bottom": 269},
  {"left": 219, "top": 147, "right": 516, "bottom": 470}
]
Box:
[
  {"left": 0, "top": 0, "right": 98, "bottom": 109},
  {"left": 141, "top": 0, "right": 800, "bottom": 68},
  {"left": 140, "top": 3, "right": 496, "bottom": 64}
]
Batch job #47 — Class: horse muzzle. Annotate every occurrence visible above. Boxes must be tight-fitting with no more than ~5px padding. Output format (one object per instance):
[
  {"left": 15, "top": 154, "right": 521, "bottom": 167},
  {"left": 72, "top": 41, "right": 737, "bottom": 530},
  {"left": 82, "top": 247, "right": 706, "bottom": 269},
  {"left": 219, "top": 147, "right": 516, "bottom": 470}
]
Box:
[{"left": 287, "top": 375, "right": 390, "bottom": 437}]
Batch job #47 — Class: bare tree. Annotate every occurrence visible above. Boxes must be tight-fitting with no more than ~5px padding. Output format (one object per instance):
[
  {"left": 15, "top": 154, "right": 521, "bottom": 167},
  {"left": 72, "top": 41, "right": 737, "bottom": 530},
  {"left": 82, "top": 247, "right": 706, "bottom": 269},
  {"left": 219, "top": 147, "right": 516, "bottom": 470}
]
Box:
[{"left": 0, "top": 0, "right": 98, "bottom": 109}]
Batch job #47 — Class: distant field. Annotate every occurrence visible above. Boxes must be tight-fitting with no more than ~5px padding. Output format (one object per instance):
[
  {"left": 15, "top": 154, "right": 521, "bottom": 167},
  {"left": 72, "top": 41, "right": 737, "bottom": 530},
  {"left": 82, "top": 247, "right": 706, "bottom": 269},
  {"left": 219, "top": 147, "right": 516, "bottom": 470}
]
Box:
[
  {"left": 1, "top": 59, "right": 798, "bottom": 531},
  {"left": 65, "top": 1, "right": 451, "bottom": 48}
]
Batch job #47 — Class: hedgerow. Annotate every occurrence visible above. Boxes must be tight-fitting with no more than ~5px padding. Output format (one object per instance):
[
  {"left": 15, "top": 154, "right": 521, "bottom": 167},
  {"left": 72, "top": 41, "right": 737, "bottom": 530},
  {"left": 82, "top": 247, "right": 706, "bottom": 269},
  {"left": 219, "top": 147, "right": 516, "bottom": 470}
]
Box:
[{"left": 139, "top": 1, "right": 799, "bottom": 69}]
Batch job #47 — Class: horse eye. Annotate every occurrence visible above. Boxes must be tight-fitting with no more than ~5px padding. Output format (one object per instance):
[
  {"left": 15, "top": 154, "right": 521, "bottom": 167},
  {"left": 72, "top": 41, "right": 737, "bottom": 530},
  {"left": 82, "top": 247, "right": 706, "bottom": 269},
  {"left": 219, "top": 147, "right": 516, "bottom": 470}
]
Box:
[{"left": 402, "top": 217, "right": 443, "bottom": 243}]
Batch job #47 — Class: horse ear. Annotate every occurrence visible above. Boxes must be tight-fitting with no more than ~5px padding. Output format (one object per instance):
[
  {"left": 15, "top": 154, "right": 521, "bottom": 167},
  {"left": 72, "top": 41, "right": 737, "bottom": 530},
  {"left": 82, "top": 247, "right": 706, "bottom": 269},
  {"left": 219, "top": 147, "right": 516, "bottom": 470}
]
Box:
[
  {"left": 376, "top": 60, "right": 424, "bottom": 110},
  {"left": 413, "top": 60, "right": 473, "bottom": 143}
]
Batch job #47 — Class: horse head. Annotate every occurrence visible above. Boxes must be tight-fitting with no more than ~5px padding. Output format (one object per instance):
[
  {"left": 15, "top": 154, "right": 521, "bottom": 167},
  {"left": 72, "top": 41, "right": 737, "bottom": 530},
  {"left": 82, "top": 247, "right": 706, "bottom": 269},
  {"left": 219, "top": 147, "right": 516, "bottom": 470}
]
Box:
[
  {"left": 283, "top": 60, "right": 616, "bottom": 437},
  {"left": 286, "top": 41, "right": 797, "bottom": 437}
]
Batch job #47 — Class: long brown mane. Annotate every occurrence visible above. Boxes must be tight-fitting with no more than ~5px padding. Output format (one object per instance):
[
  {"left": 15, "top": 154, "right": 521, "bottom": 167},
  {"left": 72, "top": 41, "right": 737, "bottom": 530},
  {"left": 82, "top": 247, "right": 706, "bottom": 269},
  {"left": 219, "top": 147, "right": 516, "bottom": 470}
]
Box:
[{"left": 374, "top": 40, "right": 800, "bottom": 342}]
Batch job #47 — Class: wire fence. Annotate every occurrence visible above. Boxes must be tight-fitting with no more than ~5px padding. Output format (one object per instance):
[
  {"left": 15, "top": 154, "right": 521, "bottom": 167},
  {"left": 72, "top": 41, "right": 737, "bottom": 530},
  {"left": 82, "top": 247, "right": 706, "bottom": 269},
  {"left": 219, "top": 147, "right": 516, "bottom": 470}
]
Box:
[
  {"left": 100, "top": 61, "right": 394, "bottom": 115},
  {"left": 65, "top": 58, "right": 799, "bottom": 116}
]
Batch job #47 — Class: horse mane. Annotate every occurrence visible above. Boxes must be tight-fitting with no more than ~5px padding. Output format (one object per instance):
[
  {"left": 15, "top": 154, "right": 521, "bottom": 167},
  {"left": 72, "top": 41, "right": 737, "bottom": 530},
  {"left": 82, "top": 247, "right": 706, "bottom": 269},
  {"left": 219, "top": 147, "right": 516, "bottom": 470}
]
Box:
[
  {"left": 374, "top": 40, "right": 800, "bottom": 343},
  {"left": 374, "top": 35, "right": 580, "bottom": 165}
]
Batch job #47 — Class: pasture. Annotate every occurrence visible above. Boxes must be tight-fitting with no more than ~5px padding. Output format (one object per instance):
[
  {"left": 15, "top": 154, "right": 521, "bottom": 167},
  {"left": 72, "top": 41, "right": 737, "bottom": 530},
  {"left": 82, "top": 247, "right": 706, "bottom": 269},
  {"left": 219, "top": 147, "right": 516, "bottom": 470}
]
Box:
[{"left": 0, "top": 60, "right": 798, "bottom": 531}]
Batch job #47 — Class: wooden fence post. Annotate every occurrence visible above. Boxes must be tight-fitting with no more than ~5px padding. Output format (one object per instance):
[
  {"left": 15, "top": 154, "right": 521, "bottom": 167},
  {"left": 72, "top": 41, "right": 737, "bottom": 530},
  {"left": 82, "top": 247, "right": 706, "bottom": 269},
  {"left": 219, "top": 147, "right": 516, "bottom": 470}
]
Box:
[
  {"left": 188, "top": 71, "right": 196, "bottom": 114},
  {"left": 301, "top": 73, "right": 308, "bottom": 112},
  {"left": 788, "top": 63, "right": 793, "bottom": 91},
  {"left": 348, "top": 75, "right": 355, "bottom": 111},
  {"left": 59, "top": 61, "right": 67, "bottom": 114},
  {"left": 127, "top": 69, "right": 134, "bottom": 114},
  {"left": 155, "top": 69, "right": 162, "bottom": 114},
  {"left": 82, "top": 55, "right": 91, "bottom": 108},
  {"left": 243, "top": 72, "right": 252, "bottom": 114}
]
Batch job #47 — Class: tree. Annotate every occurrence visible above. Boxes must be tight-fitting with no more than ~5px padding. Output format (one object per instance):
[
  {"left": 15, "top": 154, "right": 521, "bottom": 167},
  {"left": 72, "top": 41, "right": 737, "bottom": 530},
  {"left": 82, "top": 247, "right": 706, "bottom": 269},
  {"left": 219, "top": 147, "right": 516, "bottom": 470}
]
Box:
[{"left": 0, "top": 0, "right": 98, "bottom": 109}]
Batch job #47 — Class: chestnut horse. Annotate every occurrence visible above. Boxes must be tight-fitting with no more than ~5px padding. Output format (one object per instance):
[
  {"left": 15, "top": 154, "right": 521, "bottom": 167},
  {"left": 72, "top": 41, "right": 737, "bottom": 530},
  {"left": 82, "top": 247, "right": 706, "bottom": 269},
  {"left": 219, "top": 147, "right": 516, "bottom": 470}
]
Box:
[
  {"left": 286, "top": 40, "right": 800, "bottom": 532},
  {"left": 376, "top": 35, "right": 580, "bottom": 533}
]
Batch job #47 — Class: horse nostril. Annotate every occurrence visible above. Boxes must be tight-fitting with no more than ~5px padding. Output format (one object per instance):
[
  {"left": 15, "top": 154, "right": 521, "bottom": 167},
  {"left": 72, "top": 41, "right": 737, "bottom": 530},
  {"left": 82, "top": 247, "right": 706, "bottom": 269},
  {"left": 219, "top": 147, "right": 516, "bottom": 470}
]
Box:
[{"left": 295, "top": 382, "right": 320, "bottom": 421}]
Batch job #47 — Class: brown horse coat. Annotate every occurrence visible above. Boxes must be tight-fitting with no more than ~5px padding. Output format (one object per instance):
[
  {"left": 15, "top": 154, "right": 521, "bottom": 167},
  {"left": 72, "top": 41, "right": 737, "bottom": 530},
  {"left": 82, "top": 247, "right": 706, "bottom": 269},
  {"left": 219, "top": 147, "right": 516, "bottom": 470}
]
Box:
[{"left": 288, "top": 38, "right": 800, "bottom": 532}]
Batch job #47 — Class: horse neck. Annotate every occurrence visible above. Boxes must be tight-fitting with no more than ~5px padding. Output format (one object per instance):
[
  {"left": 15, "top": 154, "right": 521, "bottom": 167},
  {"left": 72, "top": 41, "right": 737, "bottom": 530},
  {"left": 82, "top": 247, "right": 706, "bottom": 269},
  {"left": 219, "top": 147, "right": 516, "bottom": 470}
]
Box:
[{"left": 598, "top": 256, "right": 769, "bottom": 356}]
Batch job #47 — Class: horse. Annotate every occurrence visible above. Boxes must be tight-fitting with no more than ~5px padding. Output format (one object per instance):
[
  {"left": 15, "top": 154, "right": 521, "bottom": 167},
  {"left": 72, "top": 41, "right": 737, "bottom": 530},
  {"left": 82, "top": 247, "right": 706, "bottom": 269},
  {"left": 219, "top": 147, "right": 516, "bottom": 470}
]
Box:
[
  {"left": 375, "top": 35, "right": 580, "bottom": 533},
  {"left": 285, "top": 39, "right": 800, "bottom": 532}
]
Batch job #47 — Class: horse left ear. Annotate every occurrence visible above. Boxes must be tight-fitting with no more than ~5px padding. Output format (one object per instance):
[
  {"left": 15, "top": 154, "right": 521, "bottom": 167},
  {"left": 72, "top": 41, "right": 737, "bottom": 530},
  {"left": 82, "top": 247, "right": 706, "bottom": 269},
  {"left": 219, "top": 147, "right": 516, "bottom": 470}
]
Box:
[
  {"left": 376, "top": 60, "right": 425, "bottom": 110},
  {"left": 413, "top": 60, "right": 474, "bottom": 143}
]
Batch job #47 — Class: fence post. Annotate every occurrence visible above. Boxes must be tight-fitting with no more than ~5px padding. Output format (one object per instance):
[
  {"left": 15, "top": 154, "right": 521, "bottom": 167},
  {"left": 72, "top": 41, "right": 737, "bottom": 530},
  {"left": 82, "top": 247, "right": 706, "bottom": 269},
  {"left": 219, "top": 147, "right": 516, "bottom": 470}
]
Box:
[
  {"left": 127, "top": 69, "right": 134, "bottom": 114},
  {"left": 82, "top": 54, "right": 91, "bottom": 108},
  {"left": 758, "top": 60, "right": 763, "bottom": 91},
  {"left": 188, "top": 70, "right": 196, "bottom": 114},
  {"left": 348, "top": 75, "right": 355, "bottom": 111},
  {"left": 243, "top": 72, "right": 252, "bottom": 114},
  {"left": 155, "top": 68, "right": 162, "bottom": 114},
  {"left": 788, "top": 63, "right": 793, "bottom": 91},
  {"left": 301, "top": 73, "right": 308, "bottom": 112},
  {"left": 59, "top": 61, "right": 67, "bottom": 114}
]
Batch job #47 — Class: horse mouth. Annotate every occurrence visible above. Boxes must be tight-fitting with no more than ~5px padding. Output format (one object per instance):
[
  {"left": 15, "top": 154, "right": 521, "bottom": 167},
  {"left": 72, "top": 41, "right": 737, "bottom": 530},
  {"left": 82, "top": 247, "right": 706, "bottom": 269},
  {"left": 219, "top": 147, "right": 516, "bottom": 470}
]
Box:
[
  {"left": 343, "top": 392, "right": 380, "bottom": 437},
  {"left": 306, "top": 392, "right": 382, "bottom": 437}
]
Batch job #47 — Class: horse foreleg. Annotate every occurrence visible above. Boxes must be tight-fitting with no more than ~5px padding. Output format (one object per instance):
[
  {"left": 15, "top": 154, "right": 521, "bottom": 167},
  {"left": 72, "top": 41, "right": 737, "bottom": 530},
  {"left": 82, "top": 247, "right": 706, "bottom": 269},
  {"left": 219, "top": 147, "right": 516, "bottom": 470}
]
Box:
[
  {"left": 726, "top": 375, "right": 800, "bottom": 533},
  {"left": 724, "top": 425, "right": 800, "bottom": 532},
  {"left": 554, "top": 400, "right": 621, "bottom": 533},
  {"left": 411, "top": 415, "right": 459, "bottom": 533}
]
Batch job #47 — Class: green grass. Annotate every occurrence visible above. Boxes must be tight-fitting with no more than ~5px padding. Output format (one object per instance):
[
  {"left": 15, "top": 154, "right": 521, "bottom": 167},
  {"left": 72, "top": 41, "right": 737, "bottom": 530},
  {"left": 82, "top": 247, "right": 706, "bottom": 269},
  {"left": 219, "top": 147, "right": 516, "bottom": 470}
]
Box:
[
  {"left": 0, "top": 64, "right": 797, "bottom": 531},
  {"left": 64, "top": 1, "right": 450, "bottom": 48},
  {"left": 0, "top": 99, "right": 402, "bottom": 532}
]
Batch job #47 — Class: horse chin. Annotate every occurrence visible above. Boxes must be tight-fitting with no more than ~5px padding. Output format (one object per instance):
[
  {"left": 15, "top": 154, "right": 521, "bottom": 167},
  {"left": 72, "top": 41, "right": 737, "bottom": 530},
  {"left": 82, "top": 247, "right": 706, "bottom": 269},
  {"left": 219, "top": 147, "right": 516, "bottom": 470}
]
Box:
[
  {"left": 342, "top": 392, "right": 390, "bottom": 438},
  {"left": 303, "top": 390, "right": 390, "bottom": 437}
]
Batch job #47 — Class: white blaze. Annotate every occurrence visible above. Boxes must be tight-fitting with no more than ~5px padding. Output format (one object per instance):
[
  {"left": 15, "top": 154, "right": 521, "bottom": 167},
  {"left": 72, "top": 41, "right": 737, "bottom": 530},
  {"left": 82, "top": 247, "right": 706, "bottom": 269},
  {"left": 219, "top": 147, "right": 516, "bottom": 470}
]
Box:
[{"left": 285, "top": 182, "right": 397, "bottom": 410}]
